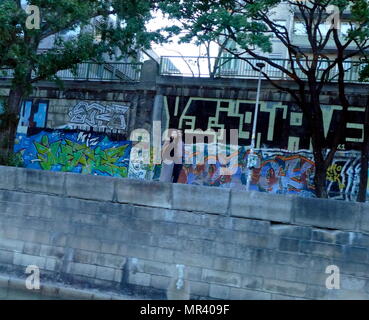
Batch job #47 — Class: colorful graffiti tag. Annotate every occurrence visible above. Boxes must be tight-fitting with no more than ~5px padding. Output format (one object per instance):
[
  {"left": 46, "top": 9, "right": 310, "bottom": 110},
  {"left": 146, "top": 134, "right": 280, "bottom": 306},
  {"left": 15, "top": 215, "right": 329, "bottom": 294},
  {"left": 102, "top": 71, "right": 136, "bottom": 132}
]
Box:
[
  {"left": 250, "top": 153, "right": 315, "bottom": 197},
  {"left": 14, "top": 130, "right": 132, "bottom": 178},
  {"left": 13, "top": 131, "right": 369, "bottom": 201},
  {"left": 326, "top": 154, "right": 363, "bottom": 201},
  {"left": 177, "top": 144, "right": 369, "bottom": 200}
]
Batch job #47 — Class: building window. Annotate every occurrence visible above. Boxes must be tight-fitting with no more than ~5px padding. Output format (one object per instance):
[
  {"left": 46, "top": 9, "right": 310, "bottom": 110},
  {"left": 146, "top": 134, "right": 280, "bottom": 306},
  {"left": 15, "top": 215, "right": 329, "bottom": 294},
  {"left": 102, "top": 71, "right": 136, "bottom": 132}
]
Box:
[
  {"left": 317, "top": 60, "right": 329, "bottom": 72},
  {"left": 318, "top": 24, "right": 330, "bottom": 36},
  {"left": 294, "top": 21, "right": 333, "bottom": 37},
  {"left": 340, "top": 22, "right": 352, "bottom": 36},
  {"left": 274, "top": 20, "right": 287, "bottom": 34},
  {"left": 294, "top": 21, "right": 306, "bottom": 35}
]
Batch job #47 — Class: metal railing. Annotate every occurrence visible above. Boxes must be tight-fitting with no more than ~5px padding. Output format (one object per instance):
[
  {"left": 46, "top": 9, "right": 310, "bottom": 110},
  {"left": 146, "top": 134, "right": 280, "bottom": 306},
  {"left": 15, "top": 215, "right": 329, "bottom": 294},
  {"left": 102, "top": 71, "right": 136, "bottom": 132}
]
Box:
[
  {"left": 0, "top": 62, "right": 142, "bottom": 82},
  {"left": 160, "top": 56, "right": 365, "bottom": 83}
]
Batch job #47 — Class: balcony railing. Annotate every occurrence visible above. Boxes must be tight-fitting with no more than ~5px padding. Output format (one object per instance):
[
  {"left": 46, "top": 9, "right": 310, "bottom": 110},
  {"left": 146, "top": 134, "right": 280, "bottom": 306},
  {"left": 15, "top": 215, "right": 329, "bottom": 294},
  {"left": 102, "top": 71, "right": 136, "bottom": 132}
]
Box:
[
  {"left": 159, "top": 56, "right": 366, "bottom": 83},
  {"left": 0, "top": 62, "right": 142, "bottom": 82},
  {"left": 291, "top": 34, "right": 359, "bottom": 51}
]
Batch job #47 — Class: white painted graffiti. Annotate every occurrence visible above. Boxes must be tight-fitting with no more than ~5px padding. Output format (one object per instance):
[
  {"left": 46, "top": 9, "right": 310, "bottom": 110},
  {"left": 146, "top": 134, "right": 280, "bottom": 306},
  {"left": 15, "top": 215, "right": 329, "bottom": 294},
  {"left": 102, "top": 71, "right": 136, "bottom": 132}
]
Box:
[
  {"left": 68, "top": 102, "right": 129, "bottom": 132},
  {"left": 77, "top": 132, "right": 100, "bottom": 148},
  {"left": 327, "top": 154, "right": 362, "bottom": 202},
  {"left": 128, "top": 162, "right": 148, "bottom": 180}
]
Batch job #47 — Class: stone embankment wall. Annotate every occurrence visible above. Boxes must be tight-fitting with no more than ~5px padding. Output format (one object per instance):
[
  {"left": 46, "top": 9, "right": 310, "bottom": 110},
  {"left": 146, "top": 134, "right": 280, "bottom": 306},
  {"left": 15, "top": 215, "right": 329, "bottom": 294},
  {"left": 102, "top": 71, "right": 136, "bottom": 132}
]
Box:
[{"left": 0, "top": 166, "right": 369, "bottom": 299}]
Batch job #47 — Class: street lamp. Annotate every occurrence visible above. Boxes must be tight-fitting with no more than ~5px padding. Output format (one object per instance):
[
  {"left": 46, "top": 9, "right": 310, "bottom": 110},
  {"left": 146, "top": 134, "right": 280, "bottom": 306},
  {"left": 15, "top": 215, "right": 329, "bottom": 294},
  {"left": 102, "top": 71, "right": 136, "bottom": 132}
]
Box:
[{"left": 246, "top": 62, "right": 265, "bottom": 192}]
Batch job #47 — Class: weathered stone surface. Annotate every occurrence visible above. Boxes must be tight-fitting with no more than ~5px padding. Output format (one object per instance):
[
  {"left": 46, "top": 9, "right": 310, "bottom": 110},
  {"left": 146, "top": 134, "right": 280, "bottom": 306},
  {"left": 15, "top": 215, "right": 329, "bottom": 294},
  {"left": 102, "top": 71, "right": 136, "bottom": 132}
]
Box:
[
  {"left": 128, "top": 272, "right": 151, "bottom": 287},
  {"left": 231, "top": 191, "right": 293, "bottom": 223},
  {"left": 65, "top": 173, "right": 115, "bottom": 201},
  {"left": 116, "top": 179, "right": 172, "bottom": 209},
  {"left": 0, "top": 167, "right": 368, "bottom": 300},
  {"left": 16, "top": 168, "right": 65, "bottom": 195},
  {"left": 358, "top": 204, "right": 369, "bottom": 232},
  {"left": 172, "top": 184, "right": 230, "bottom": 215},
  {"left": 0, "top": 166, "right": 17, "bottom": 191},
  {"left": 293, "top": 197, "right": 358, "bottom": 230}
]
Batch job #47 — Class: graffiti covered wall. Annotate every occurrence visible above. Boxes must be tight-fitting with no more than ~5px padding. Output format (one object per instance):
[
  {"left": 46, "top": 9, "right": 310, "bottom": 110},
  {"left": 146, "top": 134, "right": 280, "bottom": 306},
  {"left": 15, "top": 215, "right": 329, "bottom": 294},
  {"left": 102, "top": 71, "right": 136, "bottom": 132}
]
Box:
[
  {"left": 13, "top": 132, "right": 369, "bottom": 200},
  {"left": 19, "top": 99, "right": 49, "bottom": 129},
  {"left": 12, "top": 91, "right": 369, "bottom": 201},
  {"left": 177, "top": 145, "right": 369, "bottom": 201},
  {"left": 128, "top": 148, "right": 161, "bottom": 181},
  {"left": 67, "top": 101, "right": 130, "bottom": 133},
  {"left": 162, "top": 95, "right": 368, "bottom": 200},
  {"left": 163, "top": 96, "right": 365, "bottom": 151},
  {"left": 14, "top": 130, "right": 132, "bottom": 178},
  {"left": 16, "top": 99, "right": 132, "bottom": 135}
]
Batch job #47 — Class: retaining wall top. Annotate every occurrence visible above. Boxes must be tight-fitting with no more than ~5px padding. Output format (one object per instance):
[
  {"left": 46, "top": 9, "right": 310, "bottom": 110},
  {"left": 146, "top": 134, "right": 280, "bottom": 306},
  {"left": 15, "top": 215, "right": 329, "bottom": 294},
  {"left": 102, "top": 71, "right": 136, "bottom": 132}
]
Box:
[{"left": 0, "top": 166, "right": 366, "bottom": 233}]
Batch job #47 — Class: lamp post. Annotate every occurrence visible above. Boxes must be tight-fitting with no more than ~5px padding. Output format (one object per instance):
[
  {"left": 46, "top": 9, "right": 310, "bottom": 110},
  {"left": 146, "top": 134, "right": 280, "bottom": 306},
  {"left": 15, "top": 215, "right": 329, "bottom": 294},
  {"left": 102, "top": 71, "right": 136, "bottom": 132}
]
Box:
[{"left": 246, "top": 62, "right": 265, "bottom": 192}]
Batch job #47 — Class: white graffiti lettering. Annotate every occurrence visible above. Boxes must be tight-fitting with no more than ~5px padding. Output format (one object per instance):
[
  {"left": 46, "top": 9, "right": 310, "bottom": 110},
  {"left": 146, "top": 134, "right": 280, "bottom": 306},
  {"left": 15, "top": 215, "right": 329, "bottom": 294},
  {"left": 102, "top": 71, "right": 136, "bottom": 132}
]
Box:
[{"left": 68, "top": 102, "right": 129, "bottom": 132}]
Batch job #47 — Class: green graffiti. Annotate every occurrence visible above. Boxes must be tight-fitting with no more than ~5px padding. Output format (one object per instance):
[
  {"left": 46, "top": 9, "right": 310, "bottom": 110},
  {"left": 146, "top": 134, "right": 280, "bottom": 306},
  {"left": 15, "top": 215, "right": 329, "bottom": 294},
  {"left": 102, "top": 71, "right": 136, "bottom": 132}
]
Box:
[{"left": 34, "top": 135, "right": 129, "bottom": 177}]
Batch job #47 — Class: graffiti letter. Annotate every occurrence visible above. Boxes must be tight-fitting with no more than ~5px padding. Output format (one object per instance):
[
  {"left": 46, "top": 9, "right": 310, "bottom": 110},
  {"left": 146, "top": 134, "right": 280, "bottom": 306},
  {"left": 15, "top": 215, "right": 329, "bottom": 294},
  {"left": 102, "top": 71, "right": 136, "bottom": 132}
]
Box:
[
  {"left": 25, "top": 265, "right": 40, "bottom": 290},
  {"left": 325, "top": 265, "right": 340, "bottom": 290},
  {"left": 25, "top": 5, "right": 40, "bottom": 30},
  {"left": 130, "top": 129, "right": 150, "bottom": 165}
]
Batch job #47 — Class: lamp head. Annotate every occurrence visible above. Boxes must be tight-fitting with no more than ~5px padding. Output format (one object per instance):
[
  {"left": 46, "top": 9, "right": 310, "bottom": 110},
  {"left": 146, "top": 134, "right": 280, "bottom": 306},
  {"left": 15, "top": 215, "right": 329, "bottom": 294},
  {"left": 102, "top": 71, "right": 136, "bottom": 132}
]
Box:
[{"left": 256, "top": 62, "right": 266, "bottom": 69}]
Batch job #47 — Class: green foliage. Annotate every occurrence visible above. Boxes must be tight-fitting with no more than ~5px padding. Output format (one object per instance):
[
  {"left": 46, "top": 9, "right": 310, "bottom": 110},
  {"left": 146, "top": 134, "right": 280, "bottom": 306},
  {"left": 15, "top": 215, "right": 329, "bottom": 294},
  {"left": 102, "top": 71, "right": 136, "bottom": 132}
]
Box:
[
  {"left": 0, "top": 150, "right": 24, "bottom": 167},
  {"left": 0, "top": 99, "right": 19, "bottom": 151},
  {"left": 0, "top": 0, "right": 164, "bottom": 96},
  {"left": 160, "top": 0, "right": 369, "bottom": 57},
  {"left": 159, "top": 0, "right": 277, "bottom": 53}
]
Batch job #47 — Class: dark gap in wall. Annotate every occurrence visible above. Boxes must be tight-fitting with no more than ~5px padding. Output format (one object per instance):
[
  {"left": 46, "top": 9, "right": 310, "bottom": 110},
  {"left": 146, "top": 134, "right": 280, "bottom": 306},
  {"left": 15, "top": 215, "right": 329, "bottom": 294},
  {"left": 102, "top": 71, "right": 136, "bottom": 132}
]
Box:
[{"left": 270, "top": 221, "right": 285, "bottom": 226}]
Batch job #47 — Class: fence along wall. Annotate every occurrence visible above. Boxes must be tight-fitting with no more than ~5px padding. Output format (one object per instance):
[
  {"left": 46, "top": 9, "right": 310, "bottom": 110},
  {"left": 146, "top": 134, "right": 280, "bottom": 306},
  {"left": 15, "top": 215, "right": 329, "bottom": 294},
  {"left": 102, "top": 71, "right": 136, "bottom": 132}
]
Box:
[{"left": 0, "top": 166, "right": 369, "bottom": 299}]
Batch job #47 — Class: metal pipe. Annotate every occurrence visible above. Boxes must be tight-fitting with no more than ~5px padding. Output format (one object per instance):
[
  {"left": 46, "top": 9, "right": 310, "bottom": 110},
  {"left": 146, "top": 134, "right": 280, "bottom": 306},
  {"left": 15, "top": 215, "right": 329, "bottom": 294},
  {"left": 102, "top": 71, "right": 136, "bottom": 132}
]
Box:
[{"left": 246, "top": 62, "right": 265, "bottom": 192}]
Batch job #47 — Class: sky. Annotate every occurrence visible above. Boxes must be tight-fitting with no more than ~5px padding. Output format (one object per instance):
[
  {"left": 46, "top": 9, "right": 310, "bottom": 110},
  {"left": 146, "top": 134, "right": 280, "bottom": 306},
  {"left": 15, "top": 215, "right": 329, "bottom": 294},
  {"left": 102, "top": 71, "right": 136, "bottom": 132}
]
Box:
[
  {"left": 145, "top": 11, "right": 220, "bottom": 76},
  {"left": 146, "top": 12, "right": 202, "bottom": 58}
]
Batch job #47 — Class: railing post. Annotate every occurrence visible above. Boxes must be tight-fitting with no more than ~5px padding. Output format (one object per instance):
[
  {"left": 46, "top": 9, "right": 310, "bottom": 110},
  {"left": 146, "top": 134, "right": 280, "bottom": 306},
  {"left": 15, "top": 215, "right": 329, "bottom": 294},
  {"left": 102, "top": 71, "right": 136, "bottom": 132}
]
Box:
[
  {"left": 112, "top": 65, "right": 116, "bottom": 80},
  {"left": 86, "top": 63, "right": 90, "bottom": 81},
  {"left": 139, "top": 63, "right": 143, "bottom": 81},
  {"left": 159, "top": 56, "right": 163, "bottom": 75},
  {"left": 350, "top": 62, "right": 355, "bottom": 82}
]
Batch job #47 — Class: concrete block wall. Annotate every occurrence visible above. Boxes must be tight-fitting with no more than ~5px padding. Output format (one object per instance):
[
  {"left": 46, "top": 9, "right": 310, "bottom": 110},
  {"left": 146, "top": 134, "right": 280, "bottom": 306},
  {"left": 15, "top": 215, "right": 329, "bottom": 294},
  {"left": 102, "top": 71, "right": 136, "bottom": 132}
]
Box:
[
  {"left": 0, "top": 83, "right": 156, "bottom": 136},
  {"left": 0, "top": 166, "right": 369, "bottom": 299}
]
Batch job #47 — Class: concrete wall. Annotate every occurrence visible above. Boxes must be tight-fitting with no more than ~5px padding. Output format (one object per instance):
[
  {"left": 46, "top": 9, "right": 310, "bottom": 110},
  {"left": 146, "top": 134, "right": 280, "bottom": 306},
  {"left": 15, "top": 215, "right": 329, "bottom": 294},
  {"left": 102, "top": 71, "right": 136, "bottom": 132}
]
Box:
[
  {"left": 0, "top": 81, "right": 156, "bottom": 138},
  {"left": 156, "top": 76, "right": 369, "bottom": 107},
  {"left": 0, "top": 166, "right": 369, "bottom": 299},
  {"left": 2, "top": 63, "right": 369, "bottom": 139}
]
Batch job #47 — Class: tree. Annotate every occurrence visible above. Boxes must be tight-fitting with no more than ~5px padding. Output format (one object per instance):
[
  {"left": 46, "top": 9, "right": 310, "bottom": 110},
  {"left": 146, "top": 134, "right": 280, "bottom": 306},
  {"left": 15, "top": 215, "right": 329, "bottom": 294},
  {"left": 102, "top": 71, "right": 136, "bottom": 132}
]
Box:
[
  {"left": 160, "top": 0, "right": 369, "bottom": 198},
  {"left": 0, "top": 0, "right": 163, "bottom": 152},
  {"left": 160, "top": 2, "right": 233, "bottom": 78}
]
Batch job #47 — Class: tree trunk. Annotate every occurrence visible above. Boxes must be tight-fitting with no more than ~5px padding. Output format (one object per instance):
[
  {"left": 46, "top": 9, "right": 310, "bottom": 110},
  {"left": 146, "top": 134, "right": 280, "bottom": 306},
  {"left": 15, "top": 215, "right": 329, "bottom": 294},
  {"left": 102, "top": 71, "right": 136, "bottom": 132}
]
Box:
[
  {"left": 310, "top": 117, "right": 329, "bottom": 199},
  {"left": 0, "top": 87, "right": 24, "bottom": 153},
  {"left": 314, "top": 157, "right": 328, "bottom": 198},
  {"left": 357, "top": 103, "right": 369, "bottom": 203},
  {"left": 308, "top": 81, "right": 329, "bottom": 199}
]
